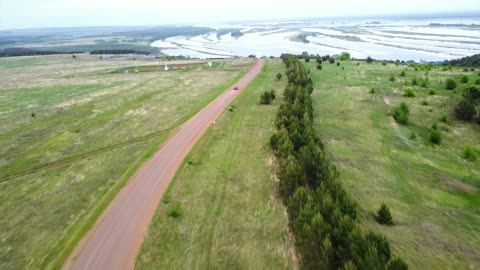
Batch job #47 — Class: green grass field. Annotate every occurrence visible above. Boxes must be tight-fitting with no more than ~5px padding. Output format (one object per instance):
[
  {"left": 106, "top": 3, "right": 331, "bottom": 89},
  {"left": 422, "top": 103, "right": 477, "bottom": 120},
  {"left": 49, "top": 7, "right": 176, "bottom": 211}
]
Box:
[
  {"left": 304, "top": 60, "right": 480, "bottom": 269},
  {"left": 0, "top": 55, "right": 254, "bottom": 269},
  {"left": 135, "top": 59, "right": 297, "bottom": 269},
  {"left": 1, "top": 54, "right": 479, "bottom": 270}
]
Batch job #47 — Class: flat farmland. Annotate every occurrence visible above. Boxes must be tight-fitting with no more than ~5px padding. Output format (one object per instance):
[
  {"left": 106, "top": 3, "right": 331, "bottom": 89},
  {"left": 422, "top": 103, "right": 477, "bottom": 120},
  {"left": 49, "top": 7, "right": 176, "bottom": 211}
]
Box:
[{"left": 0, "top": 54, "right": 254, "bottom": 269}]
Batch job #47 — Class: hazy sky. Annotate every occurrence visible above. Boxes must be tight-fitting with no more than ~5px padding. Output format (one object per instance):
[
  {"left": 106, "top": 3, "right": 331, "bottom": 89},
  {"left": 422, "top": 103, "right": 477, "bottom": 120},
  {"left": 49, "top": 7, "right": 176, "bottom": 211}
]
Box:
[{"left": 1, "top": 0, "right": 479, "bottom": 30}]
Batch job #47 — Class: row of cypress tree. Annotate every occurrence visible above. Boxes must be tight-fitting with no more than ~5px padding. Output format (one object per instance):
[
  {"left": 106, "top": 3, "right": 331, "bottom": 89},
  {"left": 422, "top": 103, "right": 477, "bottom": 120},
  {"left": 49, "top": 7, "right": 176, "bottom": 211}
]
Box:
[{"left": 270, "top": 54, "right": 407, "bottom": 270}]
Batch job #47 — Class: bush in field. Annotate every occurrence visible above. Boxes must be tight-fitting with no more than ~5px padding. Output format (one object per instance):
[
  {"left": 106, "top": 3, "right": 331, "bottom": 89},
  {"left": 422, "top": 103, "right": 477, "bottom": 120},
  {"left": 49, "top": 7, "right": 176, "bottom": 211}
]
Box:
[
  {"left": 421, "top": 78, "right": 429, "bottom": 88},
  {"left": 381, "top": 60, "right": 387, "bottom": 66},
  {"left": 340, "top": 52, "right": 351, "bottom": 60},
  {"left": 260, "top": 90, "right": 276, "bottom": 104},
  {"left": 367, "top": 56, "right": 373, "bottom": 63},
  {"left": 462, "top": 145, "right": 478, "bottom": 161},
  {"left": 446, "top": 78, "right": 457, "bottom": 90},
  {"left": 404, "top": 89, "right": 415, "bottom": 97},
  {"left": 464, "top": 86, "right": 480, "bottom": 103},
  {"left": 370, "top": 88, "right": 375, "bottom": 93},
  {"left": 428, "top": 89, "right": 436, "bottom": 95},
  {"left": 475, "top": 78, "right": 480, "bottom": 85},
  {"left": 316, "top": 64, "right": 322, "bottom": 70},
  {"left": 316, "top": 58, "right": 322, "bottom": 64},
  {"left": 167, "top": 202, "right": 182, "bottom": 217},
  {"left": 454, "top": 100, "right": 477, "bottom": 120},
  {"left": 389, "top": 74, "right": 395, "bottom": 82},
  {"left": 377, "top": 203, "right": 394, "bottom": 225},
  {"left": 400, "top": 71, "right": 406, "bottom": 77},
  {"left": 429, "top": 123, "right": 442, "bottom": 144},
  {"left": 411, "top": 77, "right": 418, "bottom": 86},
  {"left": 460, "top": 75, "right": 469, "bottom": 84},
  {"left": 392, "top": 102, "right": 410, "bottom": 125},
  {"left": 276, "top": 72, "right": 282, "bottom": 80},
  {"left": 387, "top": 258, "right": 409, "bottom": 270},
  {"left": 305, "top": 57, "right": 310, "bottom": 63},
  {"left": 337, "top": 62, "right": 340, "bottom": 66},
  {"left": 439, "top": 114, "right": 449, "bottom": 123},
  {"left": 409, "top": 131, "right": 416, "bottom": 140},
  {"left": 329, "top": 58, "right": 335, "bottom": 64},
  {"left": 421, "top": 99, "right": 428, "bottom": 106}
]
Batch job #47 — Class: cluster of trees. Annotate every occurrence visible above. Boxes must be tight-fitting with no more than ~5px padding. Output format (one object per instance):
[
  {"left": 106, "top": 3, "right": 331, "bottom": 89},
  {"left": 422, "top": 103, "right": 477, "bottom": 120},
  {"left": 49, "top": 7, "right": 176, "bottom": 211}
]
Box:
[
  {"left": 270, "top": 54, "right": 407, "bottom": 270},
  {"left": 455, "top": 86, "right": 480, "bottom": 123},
  {"left": 446, "top": 53, "right": 480, "bottom": 67}
]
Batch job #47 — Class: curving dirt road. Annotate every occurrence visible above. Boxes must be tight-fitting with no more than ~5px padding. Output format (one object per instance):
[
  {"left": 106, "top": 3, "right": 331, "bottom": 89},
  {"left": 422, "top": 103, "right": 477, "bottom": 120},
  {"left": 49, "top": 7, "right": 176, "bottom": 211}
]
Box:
[{"left": 63, "top": 59, "right": 264, "bottom": 270}]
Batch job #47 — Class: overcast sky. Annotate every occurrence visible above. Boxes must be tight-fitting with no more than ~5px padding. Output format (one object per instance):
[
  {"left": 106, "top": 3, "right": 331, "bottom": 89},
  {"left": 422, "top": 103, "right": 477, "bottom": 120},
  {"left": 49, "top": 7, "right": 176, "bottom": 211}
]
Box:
[{"left": 1, "top": 0, "right": 479, "bottom": 30}]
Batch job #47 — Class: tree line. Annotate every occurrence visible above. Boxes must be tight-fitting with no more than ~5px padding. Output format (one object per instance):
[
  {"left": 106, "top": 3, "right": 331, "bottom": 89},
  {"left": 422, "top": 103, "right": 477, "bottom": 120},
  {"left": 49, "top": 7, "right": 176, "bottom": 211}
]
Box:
[{"left": 270, "top": 54, "right": 407, "bottom": 269}]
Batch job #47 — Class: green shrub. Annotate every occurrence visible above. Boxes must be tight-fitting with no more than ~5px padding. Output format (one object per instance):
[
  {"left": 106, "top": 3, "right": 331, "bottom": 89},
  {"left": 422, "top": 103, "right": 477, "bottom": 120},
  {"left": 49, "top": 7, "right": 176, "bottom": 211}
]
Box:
[
  {"left": 409, "top": 131, "right": 416, "bottom": 140},
  {"left": 463, "top": 68, "right": 469, "bottom": 72},
  {"left": 389, "top": 74, "right": 395, "bottom": 82},
  {"left": 446, "top": 78, "right": 457, "bottom": 90},
  {"left": 377, "top": 203, "right": 394, "bottom": 225},
  {"left": 429, "top": 124, "right": 442, "bottom": 144},
  {"left": 316, "top": 58, "right": 322, "bottom": 64},
  {"left": 421, "top": 79, "right": 429, "bottom": 88},
  {"left": 439, "top": 114, "right": 449, "bottom": 123},
  {"left": 381, "top": 60, "right": 387, "bottom": 66},
  {"left": 337, "top": 62, "right": 340, "bottom": 66},
  {"left": 316, "top": 64, "right": 322, "bottom": 70},
  {"left": 428, "top": 89, "right": 436, "bottom": 95},
  {"left": 404, "top": 89, "right": 415, "bottom": 97},
  {"left": 475, "top": 78, "right": 480, "bottom": 85},
  {"left": 276, "top": 72, "right": 282, "bottom": 80},
  {"left": 421, "top": 100, "right": 428, "bottom": 106},
  {"left": 454, "top": 100, "right": 477, "bottom": 120},
  {"left": 161, "top": 194, "right": 170, "bottom": 204},
  {"left": 329, "top": 58, "right": 335, "bottom": 64},
  {"left": 462, "top": 145, "right": 478, "bottom": 161},
  {"left": 370, "top": 88, "right": 375, "bottom": 94},
  {"left": 340, "top": 52, "right": 351, "bottom": 60},
  {"left": 366, "top": 56, "right": 373, "bottom": 63},
  {"left": 167, "top": 202, "right": 182, "bottom": 217},
  {"left": 387, "top": 258, "right": 409, "bottom": 270},
  {"left": 305, "top": 57, "right": 310, "bottom": 63},
  {"left": 392, "top": 102, "right": 409, "bottom": 125},
  {"left": 464, "top": 86, "right": 480, "bottom": 103},
  {"left": 400, "top": 71, "right": 406, "bottom": 77},
  {"left": 260, "top": 90, "right": 276, "bottom": 104},
  {"left": 411, "top": 77, "right": 418, "bottom": 86},
  {"left": 460, "top": 75, "right": 469, "bottom": 83}
]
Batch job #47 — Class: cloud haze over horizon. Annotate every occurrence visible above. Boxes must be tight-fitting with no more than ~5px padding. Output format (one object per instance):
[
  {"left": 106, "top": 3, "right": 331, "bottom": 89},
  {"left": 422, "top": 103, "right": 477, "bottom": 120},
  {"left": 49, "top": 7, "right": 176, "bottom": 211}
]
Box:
[{"left": 1, "top": 0, "right": 479, "bottom": 30}]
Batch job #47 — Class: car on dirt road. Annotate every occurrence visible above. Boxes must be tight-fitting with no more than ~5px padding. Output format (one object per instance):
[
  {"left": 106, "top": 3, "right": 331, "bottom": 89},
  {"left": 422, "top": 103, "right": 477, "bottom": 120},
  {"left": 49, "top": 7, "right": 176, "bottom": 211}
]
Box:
[{"left": 233, "top": 86, "right": 239, "bottom": 90}]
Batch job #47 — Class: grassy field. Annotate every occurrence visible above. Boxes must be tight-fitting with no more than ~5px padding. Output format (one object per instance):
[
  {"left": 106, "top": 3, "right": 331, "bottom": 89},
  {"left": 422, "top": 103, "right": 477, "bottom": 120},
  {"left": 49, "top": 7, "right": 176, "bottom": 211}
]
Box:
[
  {"left": 0, "top": 55, "right": 254, "bottom": 269},
  {"left": 135, "top": 59, "right": 297, "bottom": 269},
  {"left": 304, "top": 60, "right": 480, "bottom": 269}
]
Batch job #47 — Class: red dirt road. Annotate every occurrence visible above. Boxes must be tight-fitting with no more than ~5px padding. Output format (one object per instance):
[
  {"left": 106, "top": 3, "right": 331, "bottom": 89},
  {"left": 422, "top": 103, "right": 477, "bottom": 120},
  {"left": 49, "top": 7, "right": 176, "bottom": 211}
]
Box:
[{"left": 63, "top": 59, "right": 264, "bottom": 270}]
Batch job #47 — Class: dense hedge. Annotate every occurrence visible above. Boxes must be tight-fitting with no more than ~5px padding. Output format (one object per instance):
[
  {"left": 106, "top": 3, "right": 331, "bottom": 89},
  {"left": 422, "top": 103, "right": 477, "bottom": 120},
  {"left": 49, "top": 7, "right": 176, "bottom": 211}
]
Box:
[
  {"left": 270, "top": 54, "right": 406, "bottom": 269},
  {"left": 90, "top": 49, "right": 151, "bottom": 55},
  {"left": 0, "top": 47, "right": 80, "bottom": 57}
]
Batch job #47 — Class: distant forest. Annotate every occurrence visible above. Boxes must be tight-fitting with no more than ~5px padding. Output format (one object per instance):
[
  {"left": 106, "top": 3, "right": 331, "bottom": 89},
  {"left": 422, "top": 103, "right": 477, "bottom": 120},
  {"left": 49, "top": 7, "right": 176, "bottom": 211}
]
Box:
[{"left": 446, "top": 54, "right": 480, "bottom": 67}]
